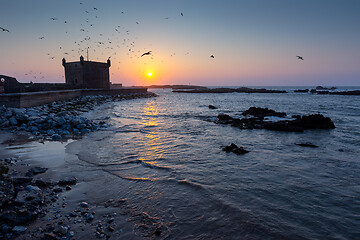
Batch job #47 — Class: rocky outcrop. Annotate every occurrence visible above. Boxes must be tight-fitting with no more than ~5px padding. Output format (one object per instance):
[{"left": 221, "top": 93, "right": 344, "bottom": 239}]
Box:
[
  {"left": 242, "top": 107, "right": 286, "bottom": 118},
  {"left": 173, "top": 87, "right": 287, "bottom": 94},
  {"left": 222, "top": 143, "right": 249, "bottom": 155},
  {"left": 215, "top": 107, "right": 335, "bottom": 132}
]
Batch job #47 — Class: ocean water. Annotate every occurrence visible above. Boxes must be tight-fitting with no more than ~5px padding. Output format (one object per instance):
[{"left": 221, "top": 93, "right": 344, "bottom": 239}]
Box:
[{"left": 8, "top": 88, "right": 360, "bottom": 239}]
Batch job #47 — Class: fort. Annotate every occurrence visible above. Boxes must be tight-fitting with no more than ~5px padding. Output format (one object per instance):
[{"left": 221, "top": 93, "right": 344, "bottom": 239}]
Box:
[{"left": 0, "top": 56, "right": 147, "bottom": 107}]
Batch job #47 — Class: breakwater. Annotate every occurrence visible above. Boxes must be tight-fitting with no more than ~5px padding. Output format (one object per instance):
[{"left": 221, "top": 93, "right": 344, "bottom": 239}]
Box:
[
  {"left": 0, "top": 92, "right": 156, "bottom": 141},
  {"left": 0, "top": 87, "right": 148, "bottom": 108}
]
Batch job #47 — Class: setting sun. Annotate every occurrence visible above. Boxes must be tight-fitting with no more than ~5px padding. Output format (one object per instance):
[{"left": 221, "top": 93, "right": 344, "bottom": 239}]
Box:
[{"left": 148, "top": 72, "right": 152, "bottom": 77}]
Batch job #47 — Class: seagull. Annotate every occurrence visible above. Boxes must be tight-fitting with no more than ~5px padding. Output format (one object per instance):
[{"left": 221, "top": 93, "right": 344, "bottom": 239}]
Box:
[
  {"left": 297, "top": 55, "right": 304, "bottom": 60},
  {"left": 210, "top": 55, "right": 215, "bottom": 58},
  {"left": 0, "top": 27, "right": 10, "bottom": 32},
  {"left": 141, "top": 51, "right": 152, "bottom": 57},
  {"left": 181, "top": 12, "right": 183, "bottom": 16},
  {"left": 50, "top": 18, "right": 57, "bottom": 21}
]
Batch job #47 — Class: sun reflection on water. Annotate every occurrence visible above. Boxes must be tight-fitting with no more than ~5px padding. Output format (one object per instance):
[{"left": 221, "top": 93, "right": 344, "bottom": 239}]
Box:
[{"left": 138, "top": 101, "right": 164, "bottom": 168}]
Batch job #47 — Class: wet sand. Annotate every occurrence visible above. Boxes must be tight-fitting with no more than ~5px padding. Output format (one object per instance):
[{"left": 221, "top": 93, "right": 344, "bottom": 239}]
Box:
[{"left": 0, "top": 131, "right": 142, "bottom": 240}]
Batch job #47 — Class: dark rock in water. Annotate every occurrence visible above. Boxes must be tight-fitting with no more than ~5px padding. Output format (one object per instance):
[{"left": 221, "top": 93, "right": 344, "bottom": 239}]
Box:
[
  {"left": 28, "top": 167, "right": 48, "bottom": 175},
  {"left": 316, "top": 90, "right": 330, "bottom": 94},
  {"left": 58, "top": 177, "right": 77, "bottom": 186},
  {"left": 173, "top": 87, "right": 287, "bottom": 94},
  {"left": 222, "top": 143, "right": 249, "bottom": 155},
  {"left": 242, "top": 107, "right": 286, "bottom": 118},
  {"left": 295, "top": 142, "right": 319, "bottom": 148},
  {"left": 263, "top": 121, "right": 304, "bottom": 132},
  {"left": 208, "top": 105, "right": 217, "bottom": 109},
  {"left": 215, "top": 107, "right": 335, "bottom": 133},
  {"left": 316, "top": 86, "right": 337, "bottom": 90},
  {"left": 330, "top": 90, "right": 360, "bottom": 96},
  {"left": 295, "top": 114, "right": 335, "bottom": 129},
  {"left": 216, "top": 114, "right": 234, "bottom": 124}
]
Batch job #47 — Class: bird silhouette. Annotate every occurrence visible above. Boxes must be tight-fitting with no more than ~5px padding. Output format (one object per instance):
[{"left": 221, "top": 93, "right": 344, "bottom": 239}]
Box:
[
  {"left": 50, "top": 18, "right": 57, "bottom": 21},
  {"left": 39, "top": 37, "right": 45, "bottom": 39},
  {"left": 210, "top": 55, "right": 215, "bottom": 58},
  {"left": 181, "top": 12, "right": 183, "bottom": 16},
  {"left": 0, "top": 27, "right": 10, "bottom": 32},
  {"left": 94, "top": 8, "right": 97, "bottom": 10},
  {"left": 141, "top": 51, "right": 152, "bottom": 57},
  {"left": 297, "top": 56, "right": 304, "bottom": 60}
]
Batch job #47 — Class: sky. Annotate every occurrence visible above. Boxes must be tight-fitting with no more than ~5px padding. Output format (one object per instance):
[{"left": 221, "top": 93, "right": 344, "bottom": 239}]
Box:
[{"left": 1, "top": 0, "right": 360, "bottom": 86}]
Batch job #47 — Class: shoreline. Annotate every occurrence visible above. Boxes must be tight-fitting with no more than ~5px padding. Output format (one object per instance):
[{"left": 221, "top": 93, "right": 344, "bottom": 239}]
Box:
[{"left": 0, "top": 92, "right": 160, "bottom": 239}]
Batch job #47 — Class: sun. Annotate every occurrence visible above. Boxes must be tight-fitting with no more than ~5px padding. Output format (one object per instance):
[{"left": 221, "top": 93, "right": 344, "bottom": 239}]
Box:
[{"left": 147, "top": 72, "right": 152, "bottom": 77}]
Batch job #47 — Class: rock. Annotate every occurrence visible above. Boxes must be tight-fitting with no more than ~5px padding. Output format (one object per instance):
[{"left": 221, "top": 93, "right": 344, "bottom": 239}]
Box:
[
  {"left": 0, "top": 163, "right": 9, "bottom": 175},
  {"left": 65, "top": 185, "right": 72, "bottom": 191},
  {"left": 208, "top": 105, "right": 217, "bottom": 109},
  {"left": 76, "top": 123, "right": 87, "bottom": 129},
  {"left": 47, "top": 129, "right": 55, "bottom": 136},
  {"left": 86, "top": 213, "right": 94, "bottom": 222},
  {"left": 295, "top": 142, "right": 319, "bottom": 148},
  {"left": 44, "top": 232, "right": 57, "bottom": 239},
  {"left": 295, "top": 114, "right": 335, "bottom": 129},
  {"left": 222, "top": 143, "right": 249, "bottom": 155},
  {"left": 51, "top": 134, "right": 62, "bottom": 141},
  {"left": 28, "top": 166, "right": 48, "bottom": 174},
  {"left": 53, "top": 187, "right": 63, "bottom": 193},
  {"left": 242, "top": 107, "right": 286, "bottom": 118},
  {"left": 80, "top": 128, "right": 91, "bottom": 134},
  {"left": 12, "top": 177, "right": 33, "bottom": 184},
  {"left": 9, "top": 117, "right": 18, "bottom": 126},
  {"left": 80, "top": 202, "right": 89, "bottom": 208},
  {"left": 12, "top": 226, "right": 27, "bottom": 233},
  {"left": 35, "top": 178, "right": 55, "bottom": 187},
  {"left": 58, "top": 225, "right": 68, "bottom": 235},
  {"left": 58, "top": 177, "right": 77, "bottom": 186},
  {"left": 25, "top": 185, "right": 41, "bottom": 192}
]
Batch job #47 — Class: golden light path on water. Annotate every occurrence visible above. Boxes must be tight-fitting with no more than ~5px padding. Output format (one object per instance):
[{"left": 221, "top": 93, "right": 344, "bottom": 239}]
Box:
[{"left": 136, "top": 101, "right": 165, "bottom": 180}]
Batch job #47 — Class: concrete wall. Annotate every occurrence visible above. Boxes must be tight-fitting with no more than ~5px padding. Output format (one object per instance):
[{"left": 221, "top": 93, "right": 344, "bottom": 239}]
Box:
[{"left": 0, "top": 88, "right": 148, "bottom": 108}]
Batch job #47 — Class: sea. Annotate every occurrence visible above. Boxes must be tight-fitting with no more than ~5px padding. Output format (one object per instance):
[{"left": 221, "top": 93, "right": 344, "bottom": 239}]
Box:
[{"left": 6, "top": 87, "right": 360, "bottom": 239}]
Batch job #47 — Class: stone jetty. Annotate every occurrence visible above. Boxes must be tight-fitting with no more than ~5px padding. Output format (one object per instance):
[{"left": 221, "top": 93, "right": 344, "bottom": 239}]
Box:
[{"left": 0, "top": 92, "right": 156, "bottom": 141}]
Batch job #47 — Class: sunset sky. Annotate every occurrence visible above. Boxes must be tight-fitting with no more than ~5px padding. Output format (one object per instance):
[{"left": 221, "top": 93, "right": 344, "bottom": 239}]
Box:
[{"left": 1, "top": 0, "right": 360, "bottom": 86}]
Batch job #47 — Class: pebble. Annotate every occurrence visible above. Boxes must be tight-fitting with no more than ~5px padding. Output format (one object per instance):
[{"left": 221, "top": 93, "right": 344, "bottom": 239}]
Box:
[
  {"left": 12, "top": 226, "right": 27, "bottom": 233},
  {"left": 80, "top": 202, "right": 89, "bottom": 208},
  {"left": 0, "top": 93, "right": 156, "bottom": 141},
  {"left": 86, "top": 213, "right": 94, "bottom": 222}
]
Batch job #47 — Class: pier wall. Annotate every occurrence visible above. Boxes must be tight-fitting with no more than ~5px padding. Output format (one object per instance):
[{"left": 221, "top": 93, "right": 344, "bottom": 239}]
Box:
[{"left": 0, "top": 88, "right": 147, "bottom": 108}]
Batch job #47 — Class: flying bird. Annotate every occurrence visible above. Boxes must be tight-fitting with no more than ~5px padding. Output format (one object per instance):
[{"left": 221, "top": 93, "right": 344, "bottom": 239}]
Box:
[
  {"left": 210, "top": 55, "right": 215, "bottom": 58},
  {"left": 181, "top": 12, "right": 183, "bottom": 16},
  {"left": 94, "top": 8, "right": 97, "bottom": 10},
  {"left": 50, "top": 18, "right": 57, "bottom": 21},
  {"left": 297, "top": 55, "right": 304, "bottom": 60},
  {"left": 141, "top": 51, "right": 152, "bottom": 57},
  {"left": 0, "top": 27, "right": 10, "bottom": 32},
  {"left": 39, "top": 37, "right": 45, "bottom": 39}
]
